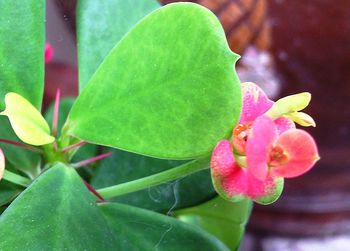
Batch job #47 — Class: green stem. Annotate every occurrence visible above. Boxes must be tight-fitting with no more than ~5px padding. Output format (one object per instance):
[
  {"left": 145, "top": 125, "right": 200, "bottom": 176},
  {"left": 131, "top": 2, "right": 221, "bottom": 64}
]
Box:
[
  {"left": 97, "top": 156, "right": 210, "bottom": 199},
  {"left": 3, "top": 170, "right": 31, "bottom": 187}
]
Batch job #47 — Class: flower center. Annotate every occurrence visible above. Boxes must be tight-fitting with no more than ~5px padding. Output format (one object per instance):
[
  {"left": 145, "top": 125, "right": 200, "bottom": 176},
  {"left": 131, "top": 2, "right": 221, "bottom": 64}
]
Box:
[
  {"left": 269, "top": 145, "right": 289, "bottom": 166},
  {"left": 232, "top": 123, "right": 251, "bottom": 154}
]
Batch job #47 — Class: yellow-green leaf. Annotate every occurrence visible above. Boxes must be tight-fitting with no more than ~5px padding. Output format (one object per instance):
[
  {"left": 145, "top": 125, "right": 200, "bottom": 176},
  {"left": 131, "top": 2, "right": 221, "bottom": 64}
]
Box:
[{"left": 0, "top": 93, "right": 54, "bottom": 146}]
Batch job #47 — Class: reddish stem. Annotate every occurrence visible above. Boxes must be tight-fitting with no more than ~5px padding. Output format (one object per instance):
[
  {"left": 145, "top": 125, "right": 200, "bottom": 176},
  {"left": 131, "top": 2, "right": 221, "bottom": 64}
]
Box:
[
  {"left": 83, "top": 180, "right": 106, "bottom": 202},
  {"left": 71, "top": 152, "right": 112, "bottom": 169},
  {"left": 61, "top": 141, "right": 86, "bottom": 153},
  {"left": 52, "top": 89, "right": 61, "bottom": 138},
  {"left": 0, "top": 139, "right": 43, "bottom": 153}
]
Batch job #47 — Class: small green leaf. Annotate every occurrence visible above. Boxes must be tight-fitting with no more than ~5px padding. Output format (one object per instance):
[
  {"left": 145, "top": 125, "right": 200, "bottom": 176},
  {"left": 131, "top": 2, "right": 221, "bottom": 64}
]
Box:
[
  {"left": 176, "top": 197, "right": 252, "bottom": 251},
  {"left": 91, "top": 148, "right": 216, "bottom": 212},
  {"left": 0, "top": 0, "right": 45, "bottom": 109},
  {"left": 68, "top": 3, "right": 241, "bottom": 159},
  {"left": 0, "top": 92, "right": 54, "bottom": 146},
  {"left": 0, "top": 164, "right": 118, "bottom": 250},
  {"left": 99, "top": 203, "right": 230, "bottom": 251},
  {"left": 77, "top": 0, "right": 160, "bottom": 90}
]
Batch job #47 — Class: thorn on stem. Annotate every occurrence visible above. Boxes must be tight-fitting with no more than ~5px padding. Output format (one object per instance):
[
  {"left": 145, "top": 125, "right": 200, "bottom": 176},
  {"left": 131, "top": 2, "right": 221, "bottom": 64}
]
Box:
[
  {"left": 61, "top": 141, "right": 86, "bottom": 153},
  {"left": 71, "top": 152, "right": 112, "bottom": 169},
  {"left": 52, "top": 89, "right": 61, "bottom": 138},
  {"left": 0, "top": 139, "right": 43, "bottom": 154},
  {"left": 83, "top": 180, "right": 106, "bottom": 202}
]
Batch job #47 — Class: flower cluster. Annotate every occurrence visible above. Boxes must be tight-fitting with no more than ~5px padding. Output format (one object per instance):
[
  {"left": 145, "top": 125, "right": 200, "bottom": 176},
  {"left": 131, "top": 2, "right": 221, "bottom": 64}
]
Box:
[{"left": 210, "top": 82, "right": 319, "bottom": 204}]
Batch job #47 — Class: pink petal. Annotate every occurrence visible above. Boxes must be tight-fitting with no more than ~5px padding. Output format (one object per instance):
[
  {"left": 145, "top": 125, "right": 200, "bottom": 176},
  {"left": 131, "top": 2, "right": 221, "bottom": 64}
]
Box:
[
  {"left": 221, "top": 168, "right": 277, "bottom": 199},
  {"left": 240, "top": 82, "right": 274, "bottom": 124},
  {"left": 45, "top": 43, "right": 54, "bottom": 64},
  {"left": 274, "top": 117, "right": 295, "bottom": 135},
  {"left": 210, "top": 140, "right": 236, "bottom": 178},
  {"left": 271, "top": 129, "right": 319, "bottom": 178},
  {"left": 246, "top": 115, "right": 278, "bottom": 180}
]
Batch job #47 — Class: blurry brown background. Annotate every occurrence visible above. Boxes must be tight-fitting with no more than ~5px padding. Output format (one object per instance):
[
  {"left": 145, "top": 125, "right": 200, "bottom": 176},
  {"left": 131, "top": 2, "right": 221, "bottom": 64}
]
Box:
[{"left": 48, "top": 0, "right": 350, "bottom": 250}]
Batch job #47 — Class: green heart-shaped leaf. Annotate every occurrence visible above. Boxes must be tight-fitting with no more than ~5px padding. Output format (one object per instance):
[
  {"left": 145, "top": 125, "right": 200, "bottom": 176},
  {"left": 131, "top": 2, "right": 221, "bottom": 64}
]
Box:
[
  {"left": 91, "top": 148, "right": 216, "bottom": 212},
  {"left": 175, "top": 197, "right": 252, "bottom": 251},
  {"left": 1, "top": 93, "right": 54, "bottom": 146},
  {"left": 68, "top": 3, "right": 241, "bottom": 159},
  {"left": 0, "top": 0, "right": 45, "bottom": 109},
  {"left": 0, "top": 164, "right": 118, "bottom": 250},
  {"left": 77, "top": 0, "right": 160, "bottom": 90},
  {"left": 99, "top": 203, "right": 230, "bottom": 250}
]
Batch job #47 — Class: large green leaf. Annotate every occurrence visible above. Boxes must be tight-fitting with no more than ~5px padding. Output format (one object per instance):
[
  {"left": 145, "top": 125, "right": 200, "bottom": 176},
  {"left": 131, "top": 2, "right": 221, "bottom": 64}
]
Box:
[
  {"left": 176, "top": 197, "right": 252, "bottom": 251},
  {"left": 0, "top": 164, "right": 118, "bottom": 250},
  {"left": 77, "top": 0, "right": 160, "bottom": 90},
  {"left": 0, "top": 0, "right": 45, "bottom": 109},
  {"left": 99, "top": 203, "right": 230, "bottom": 251},
  {"left": 68, "top": 3, "right": 241, "bottom": 159},
  {"left": 91, "top": 148, "right": 216, "bottom": 212}
]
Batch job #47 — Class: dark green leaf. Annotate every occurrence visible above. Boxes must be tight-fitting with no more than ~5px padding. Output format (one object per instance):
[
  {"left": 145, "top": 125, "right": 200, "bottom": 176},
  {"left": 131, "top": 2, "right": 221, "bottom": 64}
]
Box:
[
  {"left": 0, "top": 179, "right": 21, "bottom": 206},
  {"left": 91, "top": 148, "right": 216, "bottom": 212},
  {"left": 77, "top": 0, "right": 160, "bottom": 90},
  {"left": 0, "top": 164, "right": 118, "bottom": 250},
  {"left": 99, "top": 203, "right": 230, "bottom": 251},
  {"left": 175, "top": 197, "right": 252, "bottom": 251},
  {"left": 0, "top": 0, "right": 45, "bottom": 109},
  {"left": 68, "top": 3, "right": 241, "bottom": 159}
]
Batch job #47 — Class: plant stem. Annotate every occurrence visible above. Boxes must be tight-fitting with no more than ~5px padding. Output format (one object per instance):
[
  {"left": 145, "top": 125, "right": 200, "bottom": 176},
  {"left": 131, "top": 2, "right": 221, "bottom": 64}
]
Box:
[
  {"left": 97, "top": 156, "right": 210, "bottom": 199},
  {"left": 3, "top": 170, "right": 31, "bottom": 187}
]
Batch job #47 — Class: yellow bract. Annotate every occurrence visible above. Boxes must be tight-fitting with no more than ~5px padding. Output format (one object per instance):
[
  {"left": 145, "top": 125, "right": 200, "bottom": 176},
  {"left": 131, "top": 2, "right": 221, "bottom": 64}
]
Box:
[
  {"left": 284, "top": 112, "right": 316, "bottom": 127},
  {"left": 0, "top": 93, "right": 55, "bottom": 146},
  {"left": 266, "top": 92, "right": 311, "bottom": 119}
]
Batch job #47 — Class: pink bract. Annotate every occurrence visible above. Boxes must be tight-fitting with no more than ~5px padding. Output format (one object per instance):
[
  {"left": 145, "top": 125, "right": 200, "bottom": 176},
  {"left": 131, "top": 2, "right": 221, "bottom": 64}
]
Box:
[
  {"left": 211, "top": 140, "right": 276, "bottom": 199},
  {"left": 271, "top": 129, "right": 320, "bottom": 178},
  {"left": 240, "top": 82, "right": 273, "bottom": 124},
  {"left": 246, "top": 115, "right": 277, "bottom": 180},
  {"left": 246, "top": 115, "right": 319, "bottom": 180}
]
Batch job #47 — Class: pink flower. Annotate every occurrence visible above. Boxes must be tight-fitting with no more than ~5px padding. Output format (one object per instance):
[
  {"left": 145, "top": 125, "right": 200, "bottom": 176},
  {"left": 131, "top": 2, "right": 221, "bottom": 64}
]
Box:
[
  {"left": 246, "top": 115, "right": 319, "bottom": 180},
  {"left": 210, "top": 82, "right": 319, "bottom": 204},
  {"left": 211, "top": 140, "right": 282, "bottom": 202}
]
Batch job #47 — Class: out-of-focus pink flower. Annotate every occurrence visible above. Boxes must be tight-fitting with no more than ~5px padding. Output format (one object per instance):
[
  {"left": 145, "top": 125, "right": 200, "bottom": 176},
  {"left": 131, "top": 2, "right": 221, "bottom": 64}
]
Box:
[{"left": 45, "top": 43, "right": 54, "bottom": 64}]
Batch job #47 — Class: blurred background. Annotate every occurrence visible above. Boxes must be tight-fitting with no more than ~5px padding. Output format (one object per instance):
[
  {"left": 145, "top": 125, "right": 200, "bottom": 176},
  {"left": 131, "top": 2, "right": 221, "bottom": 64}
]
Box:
[{"left": 47, "top": 0, "right": 350, "bottom": 250}]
